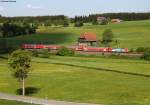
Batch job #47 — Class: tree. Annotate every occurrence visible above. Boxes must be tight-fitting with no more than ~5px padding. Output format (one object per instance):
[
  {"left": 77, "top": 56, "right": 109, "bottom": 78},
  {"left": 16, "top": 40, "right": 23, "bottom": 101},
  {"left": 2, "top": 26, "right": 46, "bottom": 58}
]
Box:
[
  {"left": 8, "top": 50, "right": 32, "bottom": 96},
  {"left": 92, "top": 19, "right": 98, "bottom": 25},
  {"left": 136, "top": 47, "right": 146, "bottom": 53},
  {"left": 0, "top": 38, "right": 7, "bottom": 53},
  {"left": 141, "top": 48, "right": 150, "bottom": 61},
  {"left": 63, "top": 20, "right": 69, "bottom": 27},
  {"left": 1, "top": 22, "right": 36, "bottom": 38},
  {"left": 74, "top": 21, "right": 83, "bottom": 27},
  {"left": 57, "top": 47, "right": 74, "bottom": 56},
  {"left": 102, "top": 29, "right": 114, "bottom": 44},
  {"left": 100, "top": 19, "right": 108, "bottom": 25}
]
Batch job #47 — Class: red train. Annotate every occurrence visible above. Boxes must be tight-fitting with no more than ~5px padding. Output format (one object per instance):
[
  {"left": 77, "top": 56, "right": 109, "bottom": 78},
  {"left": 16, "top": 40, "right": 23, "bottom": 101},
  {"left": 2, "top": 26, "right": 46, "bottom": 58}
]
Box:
[{"left": 22, "top": 44, "right": 129, "bottom": 53}]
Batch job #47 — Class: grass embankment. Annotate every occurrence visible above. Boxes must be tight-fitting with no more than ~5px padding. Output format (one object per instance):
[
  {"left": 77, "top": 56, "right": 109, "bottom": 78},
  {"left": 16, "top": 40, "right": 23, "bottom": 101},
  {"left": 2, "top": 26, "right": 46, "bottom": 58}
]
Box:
[
  {"left": 0, "top": 99, "right": 38, "bottom": 105},
  {"left": 0, "top": 56, "right": 150, "bottom": 105},
  {"left": 4, "top": 20, "right": 150, "bottom": 49}
]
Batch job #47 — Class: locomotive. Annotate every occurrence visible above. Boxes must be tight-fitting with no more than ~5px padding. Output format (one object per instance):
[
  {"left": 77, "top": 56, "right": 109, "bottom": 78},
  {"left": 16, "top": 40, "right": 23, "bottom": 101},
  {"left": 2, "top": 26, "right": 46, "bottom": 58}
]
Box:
[{"left": 22, "top": 44, "right": 129, "bottom": 53}]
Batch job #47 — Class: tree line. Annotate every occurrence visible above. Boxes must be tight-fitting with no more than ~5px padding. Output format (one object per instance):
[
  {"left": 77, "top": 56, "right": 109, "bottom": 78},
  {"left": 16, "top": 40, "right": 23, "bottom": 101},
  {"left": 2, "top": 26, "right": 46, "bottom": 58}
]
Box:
[
  {"left": 0, "top": 22, "right": 36, "bottom": 38},
  {"left": 73, "top": 12, "right": 150, "bottom": 23},
  {"left": 0, "top": 15, "right": 69, "bottom": 27},
  {"left": 1, "top": 13, "right": 150, "bottom": 26}
]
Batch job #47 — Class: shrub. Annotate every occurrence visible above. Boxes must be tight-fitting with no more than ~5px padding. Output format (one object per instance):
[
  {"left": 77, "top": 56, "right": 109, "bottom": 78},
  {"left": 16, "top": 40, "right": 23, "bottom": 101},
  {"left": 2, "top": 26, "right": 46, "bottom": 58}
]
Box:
[
  {"left": 100, "top": 19, "right": 108, "bottom": 25},
  {"left": 92, "top": 20, "right": 98, "bottom": 25},
  {"left": 38, "top": 49, "right": 50, "bottom": 58},
  {"left": 130, "top": 48, "right": 134, "bottom": 53},
  {"left": 141, "top": 48, "right": 150, "bottom": 61},
  {"left": 74, "top": 21, "right": 83, "bottom": 27},
  {"left": 136, "top": 47, "right": 146, "bottom": 52},
  {"left": 57, "top": 47, "right": 74, "bottom": 56},
  {"left": 63, "top": 20, "right": 69, "bottom": 27},
  {"left": 32, "top": 50, "right": 39, "bottom": 57}
]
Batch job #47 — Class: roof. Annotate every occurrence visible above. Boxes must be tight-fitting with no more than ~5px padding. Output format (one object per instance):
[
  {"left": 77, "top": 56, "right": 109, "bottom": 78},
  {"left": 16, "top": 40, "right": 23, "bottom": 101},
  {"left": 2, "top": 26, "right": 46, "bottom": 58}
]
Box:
[
  {"left": 79, "top": 32, "right": 98, "bottom": 41},
  {"left": 111, "top": 19, "right": 122, "bottom": 22},
  {"left": 97, "top": 17, "right": 106, "bottom": 21},
  {"left": 97, "top": 17, "right": 106, "bottom": 19}
]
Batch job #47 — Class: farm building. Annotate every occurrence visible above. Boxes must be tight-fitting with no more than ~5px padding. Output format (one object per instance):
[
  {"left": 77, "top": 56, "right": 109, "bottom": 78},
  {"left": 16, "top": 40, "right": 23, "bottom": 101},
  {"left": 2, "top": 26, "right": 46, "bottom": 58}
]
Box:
[
  {"left": 97, "top": 17, "right": 107, "bottom": 24},
  {"left": 111, "top": 19, "right": 122, "bottom": 23},
  {"left": 78, "top": 32, "right": 100, "bottom": 46}
]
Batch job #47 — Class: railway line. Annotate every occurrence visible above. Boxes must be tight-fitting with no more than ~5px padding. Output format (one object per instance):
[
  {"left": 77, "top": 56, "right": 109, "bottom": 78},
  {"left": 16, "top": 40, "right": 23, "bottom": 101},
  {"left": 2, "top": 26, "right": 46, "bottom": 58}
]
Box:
[{"left": 22, "top": 44, "right": 142, "bottom": 57}]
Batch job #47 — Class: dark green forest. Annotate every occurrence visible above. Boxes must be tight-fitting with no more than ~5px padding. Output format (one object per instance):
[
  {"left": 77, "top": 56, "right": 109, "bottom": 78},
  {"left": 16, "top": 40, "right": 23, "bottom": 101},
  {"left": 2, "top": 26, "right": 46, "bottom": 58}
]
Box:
[{"left": 73, "top": 12, "right": 150, "bottom": 23}]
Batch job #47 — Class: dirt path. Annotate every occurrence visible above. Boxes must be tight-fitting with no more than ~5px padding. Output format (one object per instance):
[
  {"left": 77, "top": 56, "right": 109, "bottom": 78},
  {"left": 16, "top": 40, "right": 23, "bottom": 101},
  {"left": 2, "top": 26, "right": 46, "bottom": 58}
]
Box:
[{"left": 0, "top": 93, "right": 101, "bottom": 105}]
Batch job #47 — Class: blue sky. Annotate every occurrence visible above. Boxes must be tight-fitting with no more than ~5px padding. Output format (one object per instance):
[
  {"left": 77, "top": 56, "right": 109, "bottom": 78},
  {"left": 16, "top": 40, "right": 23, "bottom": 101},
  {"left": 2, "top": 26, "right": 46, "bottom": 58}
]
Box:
[{"left": 0, "top": 0, "right": 150, "bottom": 17}]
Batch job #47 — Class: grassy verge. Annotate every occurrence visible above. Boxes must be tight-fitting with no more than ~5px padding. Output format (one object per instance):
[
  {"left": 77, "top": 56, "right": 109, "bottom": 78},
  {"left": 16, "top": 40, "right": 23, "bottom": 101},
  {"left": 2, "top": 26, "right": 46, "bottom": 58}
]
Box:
[{"left": 0, "top": 99, "right": 38, "bottom": 105}]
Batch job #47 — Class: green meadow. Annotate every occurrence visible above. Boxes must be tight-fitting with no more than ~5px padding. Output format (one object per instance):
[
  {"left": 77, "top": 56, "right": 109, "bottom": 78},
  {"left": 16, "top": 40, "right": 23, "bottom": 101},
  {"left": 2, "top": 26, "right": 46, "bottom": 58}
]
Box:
[
  {"left": 1, "top": 20, "right": 150, "bottom": 105},
  {"left": 0, "top": 55, "right": 150, "bottom": 105},
  {"left": 5, "top": 20, "right": 150, "bottom": 49}
]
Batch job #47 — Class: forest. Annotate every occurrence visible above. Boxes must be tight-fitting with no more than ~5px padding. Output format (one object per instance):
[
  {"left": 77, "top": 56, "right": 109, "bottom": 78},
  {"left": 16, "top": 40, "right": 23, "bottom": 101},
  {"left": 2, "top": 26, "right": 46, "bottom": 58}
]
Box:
[{"left": 73, "top": 12, "right": 150, "bottom": 22}]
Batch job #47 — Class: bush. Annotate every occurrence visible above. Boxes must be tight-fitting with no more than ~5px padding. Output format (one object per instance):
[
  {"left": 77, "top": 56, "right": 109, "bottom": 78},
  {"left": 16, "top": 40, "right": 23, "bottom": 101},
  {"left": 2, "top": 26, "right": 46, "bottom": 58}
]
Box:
[
  {"left": 136, "top": 47, "right": 146, "bottom": 52},
  {"left": 32, "top": 50, "right": 39, "bottom": 57},
  {"left": 38, "top": 49, "right": 50, "bottom": 58},
  {"left": 74, "top": 21, "right": 83, "bottom": 27},
  {"left": 141, "top": 48, "right": 150, "bottom": 60},
  {"left": 92, "top": 20, "right": 98, "bottom": 25},
  {"left": 100, "top": 19, "right": 108, "bottom": 25},
  {"left": 130, "top": 48, "right": 134, "bottom": 53},
  {"left": 57, "top": 47, "right": 74, "bottom": 56},
  {"left": 63, "top": 21, "right": 69, "bottom": 27}
]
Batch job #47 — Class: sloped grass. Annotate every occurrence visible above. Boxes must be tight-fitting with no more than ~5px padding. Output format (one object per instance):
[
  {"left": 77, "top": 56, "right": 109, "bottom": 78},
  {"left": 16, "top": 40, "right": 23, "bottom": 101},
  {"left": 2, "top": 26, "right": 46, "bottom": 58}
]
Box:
[
  {"left": 0, "top": 99, "right": 38, "bottom": 105},
  {"left": 37, "top": 20, "right": 150, "bottom": 48},
  {"left": 33, "top": 56, "right": 150, "bottom": 76},
  {"left": 5, "top": 32, "right": 77, "bottom": 48},
  {"left": 3, "top": 20, "right": 150, "bottom": 49},
  {"left": 0, "top": 56, "right": 150, "bottom": 105}
]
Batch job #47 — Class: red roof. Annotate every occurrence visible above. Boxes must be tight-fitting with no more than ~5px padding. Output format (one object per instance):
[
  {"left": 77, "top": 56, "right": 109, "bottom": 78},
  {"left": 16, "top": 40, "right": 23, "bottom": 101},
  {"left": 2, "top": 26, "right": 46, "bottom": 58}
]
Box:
[
  {"left": 111, "top": 19, "right": 121, "bottom": 23},
  {"left": 80, "top": 32, "right": 98, "bottom": 41}
]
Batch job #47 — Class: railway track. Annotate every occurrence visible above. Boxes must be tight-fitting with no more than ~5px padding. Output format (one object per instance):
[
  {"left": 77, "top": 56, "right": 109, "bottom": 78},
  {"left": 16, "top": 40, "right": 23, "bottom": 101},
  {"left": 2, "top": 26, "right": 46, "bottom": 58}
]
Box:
[{"left": 75, "top": 51, "right": 142, "bottom": 57}]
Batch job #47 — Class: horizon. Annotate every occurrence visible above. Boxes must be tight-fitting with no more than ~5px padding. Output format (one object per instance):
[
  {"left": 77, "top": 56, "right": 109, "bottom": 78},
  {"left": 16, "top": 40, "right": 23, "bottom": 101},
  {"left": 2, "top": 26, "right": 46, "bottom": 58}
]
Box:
[
  {"left": 0, "top": 0, "right": 150, "bottom": 17},
  {"left": 1, "top": 12, "right": 150, "bottom": 18}
]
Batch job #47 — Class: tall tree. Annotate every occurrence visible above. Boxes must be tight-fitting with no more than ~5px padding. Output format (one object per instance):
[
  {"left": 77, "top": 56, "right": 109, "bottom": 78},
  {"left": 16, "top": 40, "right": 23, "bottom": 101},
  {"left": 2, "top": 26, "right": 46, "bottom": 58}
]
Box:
[
  {"left": 102, "top": 29, "right": 114, "bottom": 45},
  {"left": 8, "top": 50, "right": 32, "bottom": 96}
]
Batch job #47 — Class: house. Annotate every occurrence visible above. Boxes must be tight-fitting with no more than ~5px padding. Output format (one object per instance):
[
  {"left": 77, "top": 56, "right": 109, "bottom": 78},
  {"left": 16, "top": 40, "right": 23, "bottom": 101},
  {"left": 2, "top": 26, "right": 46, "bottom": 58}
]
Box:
[
  {"left": 78, "top": 32, "right": 100, "bottom": 46},
  {"left": 97, "top": 17, "right": 107, "bottom": 24},
  {"left": 111, "top": 19, "right": 122, "bottom": 23}
]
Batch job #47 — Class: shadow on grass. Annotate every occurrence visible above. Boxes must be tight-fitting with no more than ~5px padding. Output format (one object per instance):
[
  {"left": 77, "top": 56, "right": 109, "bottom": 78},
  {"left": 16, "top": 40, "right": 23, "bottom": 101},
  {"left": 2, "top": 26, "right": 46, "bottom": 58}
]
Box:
[
  {"left": 16, "top": 87, "right": 40, "bottom": 96},
  {"left": 7, "top": 32, "right": 76, "bottom": 46}
]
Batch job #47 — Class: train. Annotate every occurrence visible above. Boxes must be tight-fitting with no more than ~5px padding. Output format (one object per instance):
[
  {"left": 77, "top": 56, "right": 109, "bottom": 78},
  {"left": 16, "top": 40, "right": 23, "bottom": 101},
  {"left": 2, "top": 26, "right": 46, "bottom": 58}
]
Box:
[{"left": 22, "top": 44, "right": 129, "bottom": 53}]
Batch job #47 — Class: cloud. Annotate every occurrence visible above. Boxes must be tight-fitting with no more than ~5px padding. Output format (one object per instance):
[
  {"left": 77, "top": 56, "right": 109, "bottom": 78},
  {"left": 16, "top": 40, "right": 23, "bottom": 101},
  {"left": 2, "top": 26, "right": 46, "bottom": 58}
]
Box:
[
  {"left": 0, "top": 6, "right": 4, "bottom": 11},
  {"left": 26, "top": 4, "right": 42, "bottom": 10}
]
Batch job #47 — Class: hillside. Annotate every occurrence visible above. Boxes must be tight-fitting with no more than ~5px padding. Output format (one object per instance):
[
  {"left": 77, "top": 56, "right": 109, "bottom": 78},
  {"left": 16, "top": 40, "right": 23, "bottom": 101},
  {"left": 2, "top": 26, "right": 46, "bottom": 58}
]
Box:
[
  {"left": 5, "top": 20, "right": 150, "bottom": 49},
  {"left": 0, "top": 56, "right": 150, "bottom": 105}
]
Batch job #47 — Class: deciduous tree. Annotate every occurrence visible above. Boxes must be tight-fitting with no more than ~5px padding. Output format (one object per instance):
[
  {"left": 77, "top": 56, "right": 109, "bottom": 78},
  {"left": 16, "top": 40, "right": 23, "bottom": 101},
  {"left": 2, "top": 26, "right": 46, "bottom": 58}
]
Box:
[{"left": 8, "top": 50, "right": 32, "bottom": 96}]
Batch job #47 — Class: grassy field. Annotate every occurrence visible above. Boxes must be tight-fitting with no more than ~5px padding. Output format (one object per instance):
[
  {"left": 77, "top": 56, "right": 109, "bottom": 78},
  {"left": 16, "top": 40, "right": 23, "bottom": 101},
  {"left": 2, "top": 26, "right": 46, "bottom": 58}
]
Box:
[
  {"left": 0, "top": 56, "right": 150, "bottom": 105},
  {"left": 1, "top": 20, "right": 150, "bottom": 105},
  {"left": 5, "top": 20, "right": 150, "bottom": 49},
  {"left": 0, "top": 99, "right": 37, "bottom": 105}
]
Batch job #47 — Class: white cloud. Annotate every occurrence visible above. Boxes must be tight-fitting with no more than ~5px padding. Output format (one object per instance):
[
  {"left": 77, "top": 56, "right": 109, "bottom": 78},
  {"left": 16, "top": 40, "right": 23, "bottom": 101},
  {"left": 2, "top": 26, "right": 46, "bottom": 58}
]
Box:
[
  {"left": 26, "top": 4, "right": 42, "bottom": 10},
  {"left": 0, "top": 6, "right": 4, "bottom": 11}
]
